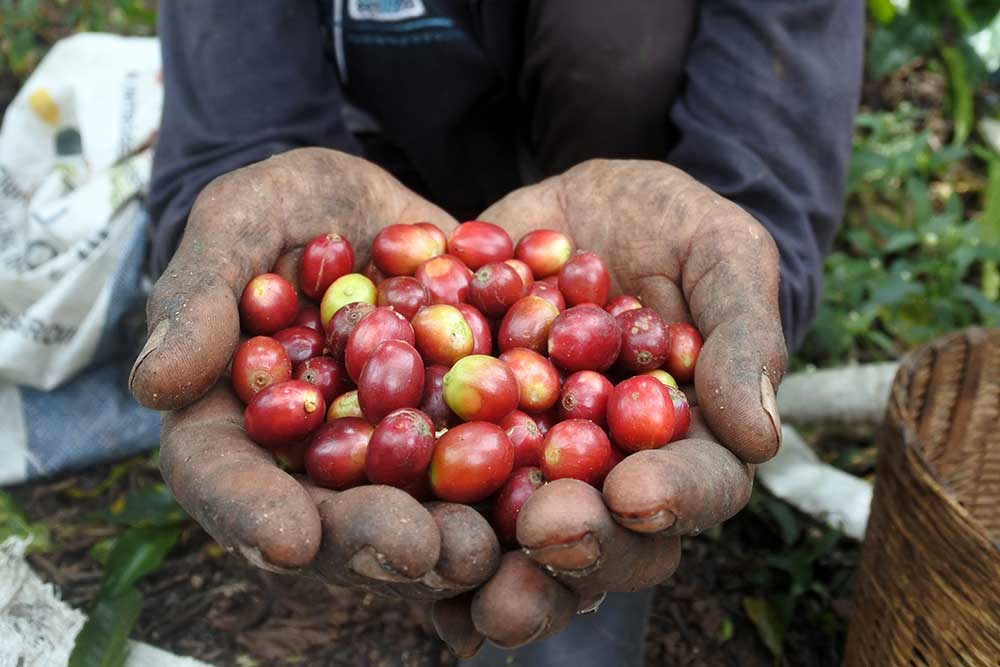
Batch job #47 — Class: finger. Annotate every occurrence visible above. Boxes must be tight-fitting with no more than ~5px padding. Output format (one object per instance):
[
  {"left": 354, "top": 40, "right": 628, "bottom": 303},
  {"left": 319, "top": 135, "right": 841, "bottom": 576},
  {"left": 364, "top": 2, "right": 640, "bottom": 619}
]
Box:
[
  {"left": 675, "top": 196, "right": 786, "bottom": 463},
  {"left": 471, "top": 551, "right": 578, "bottom": 648},
  {"left": 131, "top": 148, "right": 458, "bottom": 411},
  {"left": 432, "top": 593, "right": 485, "bottom": 658},
  {"left": 304, "top": 484, "right": 442, "bottom": 589},
  {"left": 160, "top": 384, "right": 321, "bottom": 570},
  {"left": 602, "top": 434, "right": 754, "bottom": 536},
  {"left": 271, "top": 246, "right": 308, "bottom": 303},
  {"left": 421, "top": 502, "right": 501, "bottom": 592},
  {"left": 516, "top": 479, "right": 681, "bottom": 596},
  {"left": 568, "top": 161, "right": 786, "bottom": 463}
]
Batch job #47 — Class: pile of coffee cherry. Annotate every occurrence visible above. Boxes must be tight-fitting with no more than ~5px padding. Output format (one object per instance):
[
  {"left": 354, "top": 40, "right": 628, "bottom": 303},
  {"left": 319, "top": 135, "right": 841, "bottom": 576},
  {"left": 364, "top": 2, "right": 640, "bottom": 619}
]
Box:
[{"left": 233, "top": 221, "right": 702, "bottom": 545}]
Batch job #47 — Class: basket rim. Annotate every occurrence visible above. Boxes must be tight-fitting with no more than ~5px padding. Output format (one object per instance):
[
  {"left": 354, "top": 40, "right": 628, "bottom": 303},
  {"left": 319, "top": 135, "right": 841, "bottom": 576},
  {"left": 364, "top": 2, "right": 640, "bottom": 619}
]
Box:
[{"left": 888, "top": 329, "right": 1000, "bottom": 551}]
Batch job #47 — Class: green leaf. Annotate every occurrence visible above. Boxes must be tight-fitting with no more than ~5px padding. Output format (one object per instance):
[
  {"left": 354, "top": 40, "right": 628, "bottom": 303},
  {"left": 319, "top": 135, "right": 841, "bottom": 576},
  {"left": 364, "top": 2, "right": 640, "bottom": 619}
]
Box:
[
  {"left": 742, "top": 596, "right": 787, "bottom": 658},
  {"left": 867, "top": 0, "right": 896, "bottom": 23},
  {"left": 983, "top": 260, "right": 999, "bottom": 301},
  {"left": 98, "top": 484, "right": 187, "bottom": 527},
  {"left": 0, "top": 490, "right": 51, "bottom": 553},
  {"left": 981, "top": 154, "right": 1000, "bottom": 246},
  {"left": 89, "top": 536, "right": 117, "bottom": 566},
  {"left": 762, "top": 497, "right": 802, "bottom": 546},
  {"left": 69, "top": 588, "right": 143, "bottom": 667},
  {"left": 718, "top": 617, "right": 735, "bottom": 643},
  {"left": 868, "top": 17, "right": 938, "bottom": 78},
  {"left": 65, "top": 460, "right": 142, "bottom": 499},
  {"left": 99, "top": 526, "right": 180, "bottom": 599},
  {"left": 941, "top": 45, "right": 974, "bottom": 146}
]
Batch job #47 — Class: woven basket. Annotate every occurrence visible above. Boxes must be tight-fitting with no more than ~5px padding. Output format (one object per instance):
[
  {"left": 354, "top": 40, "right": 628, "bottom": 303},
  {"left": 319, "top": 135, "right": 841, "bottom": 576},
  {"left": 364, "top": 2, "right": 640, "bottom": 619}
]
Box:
[{"left": 844, "top": 328, "right": 1000, "bottom": 666}]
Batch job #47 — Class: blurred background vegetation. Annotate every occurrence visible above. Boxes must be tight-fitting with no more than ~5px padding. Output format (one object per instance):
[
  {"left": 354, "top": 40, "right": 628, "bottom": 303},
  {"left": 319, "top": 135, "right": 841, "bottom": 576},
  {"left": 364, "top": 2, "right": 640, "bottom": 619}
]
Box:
[{"left": 1, "top": 0, "right": 999, "bottom": 665}]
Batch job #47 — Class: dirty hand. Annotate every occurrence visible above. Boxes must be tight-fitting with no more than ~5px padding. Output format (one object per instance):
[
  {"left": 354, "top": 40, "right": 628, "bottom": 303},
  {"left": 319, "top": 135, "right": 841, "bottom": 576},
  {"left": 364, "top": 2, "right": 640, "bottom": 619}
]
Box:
[
  {"left": 130, "top": 148, "right": 501, "bottom": 599},
  {"left": 433, "top": 159, "right": 787, "bottom": 654}
]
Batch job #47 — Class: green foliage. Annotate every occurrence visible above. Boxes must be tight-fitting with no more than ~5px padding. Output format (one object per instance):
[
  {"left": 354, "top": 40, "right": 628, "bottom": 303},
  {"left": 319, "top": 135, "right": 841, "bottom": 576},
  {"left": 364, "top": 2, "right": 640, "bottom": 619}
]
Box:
[
  {"left": 0, "top": 0, "right": 157, "bottom": 79},
  {"left": 802, "top": 0, "right": 1000, "bottom": 367},
  {"left": 68, "top": 588, "right": 144, "bottom": 667},
  {"left": 70, "top": 479, "right": 188, "bottom": 667},
  {"left": 0, "top": 490, "right": 52, "bottom": 553},
  {"left": 739, "top": 489, "right": 857, "bottom": 659},
  {"left": 801, "top": 105, "right": 1000, "bottom": 365}
]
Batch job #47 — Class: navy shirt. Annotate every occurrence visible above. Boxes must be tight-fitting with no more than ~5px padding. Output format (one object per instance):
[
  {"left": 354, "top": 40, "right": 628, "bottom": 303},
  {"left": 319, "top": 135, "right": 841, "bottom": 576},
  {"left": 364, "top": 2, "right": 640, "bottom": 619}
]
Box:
[{"left": 149, "top": 0, "right": 864, "bottom": 351}]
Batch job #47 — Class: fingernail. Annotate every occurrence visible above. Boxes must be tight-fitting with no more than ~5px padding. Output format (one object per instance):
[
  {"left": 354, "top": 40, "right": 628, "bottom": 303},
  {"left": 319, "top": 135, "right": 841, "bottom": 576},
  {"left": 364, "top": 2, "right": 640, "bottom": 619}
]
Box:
[
  {"left": 234, "top": 542, "right": 297, "bottom": 574},
  {"left": 576, "top": 592, "right": 607, "bottom": 615},
  {"left": 129, "top": 319, "right": 169, "bottom": 394},
  {"left": 349, "top": 546, "right": 413, "bottom": 583},
  {"left": 419, "top": 570, "right": 451, "bottom": 592},
  {"left": 610, "top": 507, "right": 677, "bottom": 534},
  {"left": 444, "top": 635, "right": 484, "bottom": 659},
  {"left": 492, "top": 617, "right": 551, "bottom": 649},
  {"left": 522, "top": 532, "right": 601, "bottom": 575},
  {"left": 760, "top": 374, "right": 782, "bottom": 451}
]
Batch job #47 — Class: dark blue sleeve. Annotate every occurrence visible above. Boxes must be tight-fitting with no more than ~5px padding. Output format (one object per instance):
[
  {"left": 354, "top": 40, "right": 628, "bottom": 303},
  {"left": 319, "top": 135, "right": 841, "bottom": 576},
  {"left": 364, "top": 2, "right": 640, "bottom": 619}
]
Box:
[
  {"left": 148, "top": 0, "right": 361, "bottom": 276},
  {"left": 667, "top": 0, "right": 865, "bottom": 351}
]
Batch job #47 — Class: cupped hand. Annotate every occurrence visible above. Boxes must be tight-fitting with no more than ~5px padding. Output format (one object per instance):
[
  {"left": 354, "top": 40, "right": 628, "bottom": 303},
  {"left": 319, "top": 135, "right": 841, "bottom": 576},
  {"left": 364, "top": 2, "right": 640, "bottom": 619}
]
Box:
[
  {"left": 434, "top": 159, "right": 787, "bottom": 653},
  {"left": 131, "top": 148, "right": 500, "bottom": 599}
]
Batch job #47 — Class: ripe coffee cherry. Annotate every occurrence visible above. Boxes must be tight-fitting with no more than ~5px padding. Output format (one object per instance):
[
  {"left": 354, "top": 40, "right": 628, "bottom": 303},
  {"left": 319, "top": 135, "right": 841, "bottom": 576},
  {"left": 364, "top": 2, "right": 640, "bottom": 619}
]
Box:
[
  {"left": 448, "top": 221, "right": 514, "bottom": 270},
  {"left": 344, "top": 307, "right": 415, "bottom": 382},
  {"left": 305, "top": 417, "right": 373, "bottom": 490},
  {"left": 372, "top": 223, "right": 444, "bottom": 276},
  {"left": 365, "top": 408, "right": 436, "bottom": 487},
  {"left": 411, "top": 304, "right": 474, "bottom": 366},
  {"left": 377, "top": 276, "right": 431, "bottom": 320},
  {"left": 500, "top": 410, "right": 545, "bottom": 468},
  {"left": 557, "top": 370, "right": 614, "bottom": 427},
  {"left": 327, "top": 389, "right": 362, "bottom": 420},
  {"left": 492, "top": 466, "right": 545, "bottom": 546},
  {"left": 293, "top": 356, "right": 350, "bottom": 403},
  {"left": 664, "top": 322, "right": 703, "bottom": 384},
  {"left": 419, "top": 365, "right": 456, "bottom": 430},
  {"left": 232, "top": 336, "right": 292, "bottom": 404},
  {"left": 273, "top": 325, "right": 325, "bottom": 365},
  {"left": 504, "top": 259, "right": 534, "bottom": 288},
  {"left": 244, "top": 380, "right": 326, "bottom": 448},
  {"left": 605, "top": 295, "right": 642, "bottom": 318},
  {"left": 468, "top": 262, "right": 525, "bottom": 318},
  {"left": 362, "top": 260, "right": 388, "bottom": 285},
  {"left": 429, "top": 421, "right": 514, "bottom": 502},
  {"left": 616, "top": 307, "right": 670, "bottom": 372},
  {"left": 455, "top": 303, "right": 493, "bottom": 355},
  {"left": 558, "top": 252, "right": 611, "bottom": 307},
  {"left": 515, "top": 229, "right": 572, "bottom": 278},
  {"left": 607, "top": 376, "right": 675, "bottom": 452},
  {"left": 293, "top": 307, "right": 324, "bottom": 332},
  {"left": 547, "top": 306, "right": 622, "bottom": 372},
  {"left": 415, "top": 222, "right": 448, "bottom": 256},
  {"left": 414, "top": 254, "right": 472, "bottom": 305},
  {"left": 667, "top": 386, "right": 691, "bottom": 441},
  {"left": 239, "top": 273, "right": 299, "bottom": 335},
  {"left": 320, "top": 273, "right": 377, "bottom": 327},
  {"left": 325, "top": 301, "right": 376, "bottom": 360},
  {"left": 443, "top": 355, "right": 519, "bottom": 423},
  {"left": 299, "top": 233, "right": 355, "bottom": 301},
  {"left": 498, "top": 348, "right": 560, "bottom": 413},
  {"left": 357, "top": 340, "right": 424, "bottom": 424},
  {"left": 533, "top": 409, "right": 558, "bottom": 436},
  {"left": 498, "top": 296, "right": 560, "bottom": 354},
  {"left": 540, "top": 419, "right": 612, "bottom": 486},
  {"left": 527, "top": 281, "right": 566, "bottom": 311}
]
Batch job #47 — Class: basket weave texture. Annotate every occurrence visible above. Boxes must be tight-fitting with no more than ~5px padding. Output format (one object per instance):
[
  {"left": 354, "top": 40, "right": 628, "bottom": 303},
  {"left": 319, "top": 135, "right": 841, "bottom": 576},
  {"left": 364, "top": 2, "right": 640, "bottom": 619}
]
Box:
[{"left": 844, "top": 328, "right": 1000, "bottom": 666}]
